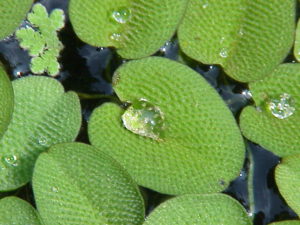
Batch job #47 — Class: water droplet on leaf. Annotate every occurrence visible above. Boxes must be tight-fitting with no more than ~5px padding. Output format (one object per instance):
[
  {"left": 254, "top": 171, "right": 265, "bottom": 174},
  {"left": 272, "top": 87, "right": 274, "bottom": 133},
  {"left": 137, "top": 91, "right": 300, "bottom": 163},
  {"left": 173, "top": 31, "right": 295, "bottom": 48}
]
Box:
[
  {"left": 122, "top": 99, "right": 165, "bottom": 140},
  {"left": 219, "top": 48, "right": 228, "bottom": 58},
  {"left": 51, "top": 186, "right": 59, "bottom": 193},
  {"left": 267, "top": 93, "right": 295, "bottom": 119},
  {"left": 112, "top": 7, "right": 131, "bottom": 24},
  {"left": 110, "top": 33, "right": 121, "bottom": 42},
  {"left": 202, "top": 2, "right": 209, "bottom": 8},
  {"left": 3, "top": 155, "right": 18, "bottom": 166},
  {"left": 38, "top": 136, "right": 48, "bottom": 146}
]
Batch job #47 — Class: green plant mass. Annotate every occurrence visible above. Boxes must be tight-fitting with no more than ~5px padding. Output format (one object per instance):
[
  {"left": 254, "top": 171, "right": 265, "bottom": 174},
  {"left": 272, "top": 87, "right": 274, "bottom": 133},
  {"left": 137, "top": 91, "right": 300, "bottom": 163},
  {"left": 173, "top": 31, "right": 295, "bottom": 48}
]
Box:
[
  {"left": 16, "top": 3, "right": 65, "bottom": 76},
  {"left": 1, "top": 0, "right": 300, "bottom": 224}
]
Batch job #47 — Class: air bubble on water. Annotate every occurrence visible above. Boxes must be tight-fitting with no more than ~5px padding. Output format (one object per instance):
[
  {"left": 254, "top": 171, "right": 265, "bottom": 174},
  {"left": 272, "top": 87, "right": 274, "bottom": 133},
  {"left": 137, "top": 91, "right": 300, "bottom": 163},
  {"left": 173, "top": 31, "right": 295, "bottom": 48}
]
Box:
[
  {"left": 3, "top": 155, "right": 18, "bottom": 166},
  {"left": 241, "top": 89, "right": 253, "bottom": 99},
  {"left": 219, "top": 48, "right": 228, "bottom": 58},
  {"left": 112, "top": 7, "right": 131, "bottom": 24},
  {"left": 160, "top": 41, "right": 171, "bottom": 53},
  {"left": 51, "top": 186, "right": 59, "bottom": 193},
  {"left": 267, "top": 93, "right": 295, "bottom": 119},
  {"left": 121, "top": 98, "right": 165, "bottom": 140},
  {"left": 110, "top": 33, "right": 122, "bottom": 42}
]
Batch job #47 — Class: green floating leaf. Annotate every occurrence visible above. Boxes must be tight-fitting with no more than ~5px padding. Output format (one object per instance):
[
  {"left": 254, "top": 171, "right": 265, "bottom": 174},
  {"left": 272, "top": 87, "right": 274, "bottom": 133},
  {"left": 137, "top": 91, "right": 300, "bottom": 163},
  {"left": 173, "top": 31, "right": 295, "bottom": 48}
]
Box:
[
  {"left": 0, "top": 76, "right": 81, "bottom": 191},
  {"left": 69, "top": 0, "right": 187, "bottom": 59},
  {"left": 16, "top": 3, "right": 65, "bottom": 76},
  {"left": 177, "top": 0, "right": 295, "bottom": 82},
  {"left": 143, "top": 194, "right": 251, "bottom": 225},
  {"left": 240, "top": 64, "right": 300, "bottom": 156},
  {"left": 0, "top": 0, "right": 33, "bottom": 40},
  {"left": 0, "top": 196, "right": 43, "bottom": 225},
  {"left": 294, "top": 19, "right": 300, "bottom": 61},
  {"left": 89, "top": 57, "right": 245, "bottom": 195},
  {"left": 0, "top": 66, "right": 13, "bottom": 139},
  {"left": 33, "top": 142, "right": 144, "bottom": 225},
  {"left": 275, "top": 154, "right": 300, "bottom": 217},
  {"left": 269, "top": 221, "right": 300, "bottom": 225}
]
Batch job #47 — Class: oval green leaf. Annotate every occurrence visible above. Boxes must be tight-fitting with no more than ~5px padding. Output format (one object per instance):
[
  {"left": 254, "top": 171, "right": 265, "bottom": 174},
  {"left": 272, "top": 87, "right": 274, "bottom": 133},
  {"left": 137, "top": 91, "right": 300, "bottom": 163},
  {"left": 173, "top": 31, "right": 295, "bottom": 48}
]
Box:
[
  {"left": 294, "top": 18, "right": 300, "bottom": 61},
  {"left": 269, "top": 221, "right": 300, "bottom": 225},
  {"left": 240, "top": 63, "right": 300, "bottom": 157},
  {"left": 0, "top": 66, "right": 13, "bottom": 139},
  {"left": 275, "top": 154, "right": 300, "bottom": 217},
  {"left": 178, "top": 0, "right": 295, "bottom": 82},
  {"left": 0, "top": 0, "right": 33, "bottom": 39},
  {"left": 144, "top": 194, "right": 251, "bottom": 225},
  {"left": 89, "top": 57, "right": 245, "bottom": 195},
  {"left": 0, "top": 196, "right": 43, "bottom": 225},
  {"left": 69, "top": 0, "right": 187, "bottom": 59},
  {"left": 33, "top": 142, "right": 144, "bottom": 225},
  {"left": 0, "top": 76, "right": 81, "bottom": 191}
]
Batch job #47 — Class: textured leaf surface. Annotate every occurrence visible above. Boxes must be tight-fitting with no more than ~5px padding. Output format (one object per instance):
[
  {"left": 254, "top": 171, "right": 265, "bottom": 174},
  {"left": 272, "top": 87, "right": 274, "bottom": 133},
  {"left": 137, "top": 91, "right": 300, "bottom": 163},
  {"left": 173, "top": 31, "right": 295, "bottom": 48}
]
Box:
[
  {"left": 89, "top": 57, "right": 245, "bottom": 195},
  {"left": 33, "top": 142, "right": 144, "bottom": 225},
  {"left": 178, "top": 0, "right": 295, "bottom": 82},
  {"left": 269, "top": 221, "right": 300, "bottom": 225},
  {"left": 0, "top": 0, "right": 33, "bottom": 39},
  {"left": 294, "top": 19, "right": 300, "bottom": 61},
  {"left": 69, "top": 0, "right": 187, "bottom": 59},
  {"left": 240, "top": 64, "right": 300, "bottom": 156},
  {"left": 144, "top": 194, "right": 251, "bottom": 225},
  {"left": 0, "top": 196, "right": 42, "bottom": 225},
  {"left": 0, "top": 66, "right": 13, "bottom": 139},
  {"left": 0, "top": 76, "right": 81, "bottom": 191},
  {"left": 275, "top": 154, "right": 300, "bottom": 216}
]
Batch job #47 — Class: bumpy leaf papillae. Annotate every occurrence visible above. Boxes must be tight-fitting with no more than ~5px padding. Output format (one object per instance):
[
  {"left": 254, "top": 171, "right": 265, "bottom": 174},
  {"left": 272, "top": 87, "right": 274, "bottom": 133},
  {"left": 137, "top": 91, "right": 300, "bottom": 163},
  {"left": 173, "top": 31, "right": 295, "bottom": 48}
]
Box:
[
  {"left": 144, "top": 194, "right": 251, "bottom": 225},
  {"left": 240, "top": 64, "right": 300, "bottom": 156},
  {"left": 269, "top": 221, "right": 300, "bottom": 225},
  {"left": 89, "top": 57, "right": 245, "bottom": 195},
  {"left": 0, "top": 197, "right": 43, "bottom": 225},
  {"left": 0, "top": 66, "right": 14, "bottom": 139},
  {"left": 0, "top": 76, "right": 81, "bottom": 191},
  {"left": 275, "top": 154, "right": 300, "bottom": 217},
  {"left": 178, "top": 0, "right": 295, "bottom": 82},
  {"left": 33, "top": 143, "right": 144, "bottom": 225},
  {"left": 16, "top": 3, "right": 65, "bottom": 76},
  {"left": 0, "top": 0, "right": 33, "bottom": 39},
  {"left": 69, "top": 0, "right": 187, "bottom": 59}
]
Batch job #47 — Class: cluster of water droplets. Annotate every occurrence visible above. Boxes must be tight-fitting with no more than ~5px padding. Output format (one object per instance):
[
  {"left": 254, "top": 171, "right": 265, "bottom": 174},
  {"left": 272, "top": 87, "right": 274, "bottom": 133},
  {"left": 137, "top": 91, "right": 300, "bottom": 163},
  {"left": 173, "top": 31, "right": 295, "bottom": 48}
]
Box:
[
  {"left": 267, "top": 93, "right": 295, "bottom": 119},
  {"left": 110, "top": 7, "right": 131, "bottom": 42},
  {"left": 121, "top": 99, "right": 165, "bottom": 140}
]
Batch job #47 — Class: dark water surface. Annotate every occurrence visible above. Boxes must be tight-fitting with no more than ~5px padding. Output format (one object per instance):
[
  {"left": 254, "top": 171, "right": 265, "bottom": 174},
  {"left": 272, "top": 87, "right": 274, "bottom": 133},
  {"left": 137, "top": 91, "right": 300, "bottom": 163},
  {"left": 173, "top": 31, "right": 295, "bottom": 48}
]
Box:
[{"left": 0, "top": 1, "right": 298, "bottom": 224}]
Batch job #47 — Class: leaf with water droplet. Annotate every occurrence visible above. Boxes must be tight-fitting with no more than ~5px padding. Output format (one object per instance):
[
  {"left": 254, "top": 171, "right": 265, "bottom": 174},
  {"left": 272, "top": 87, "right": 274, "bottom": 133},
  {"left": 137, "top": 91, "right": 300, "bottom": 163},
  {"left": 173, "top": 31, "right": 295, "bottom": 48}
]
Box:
[
  {"left": 122, "top": 99, "right": 165, "bottom": 140},
  {"left": 0, "top": 197, "right": 43, "bottom": 224},
  {"left": 143, "top": 194, "right": 251, "bottom": 225},
  {"left": 69, "top": 0, "right": 187, "bottom": 58},
  {"left": 89, "top": 57, "right": 245, "bottom": 195},
  {"left": 178, "top": 0, "right": 295, "bottom": 82},
  {"left": 0, "top": 66, "right": 13, "bottom": 139},
  {"left": 0, "top": 0, "right": 33, "bottom": 40},
  {"left": 33, "top": 142, "right": 144, "bottom": 225},
  {"left": 240, "top": 63, "right": 300, "bottom": 156},
  {"left": 0, "top": 76, "right": 81, "bottom": 191},
  {"left": 275, "top": 154, "right": 300, "bottom": 218}
]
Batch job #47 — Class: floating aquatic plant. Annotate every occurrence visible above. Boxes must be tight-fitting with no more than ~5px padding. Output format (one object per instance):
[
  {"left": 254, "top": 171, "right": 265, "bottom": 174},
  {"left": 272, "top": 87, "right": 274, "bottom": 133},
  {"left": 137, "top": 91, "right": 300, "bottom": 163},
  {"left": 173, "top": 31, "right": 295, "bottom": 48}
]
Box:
[{"left": 16, "top": 3, "right": 65, "bottom": 76}]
